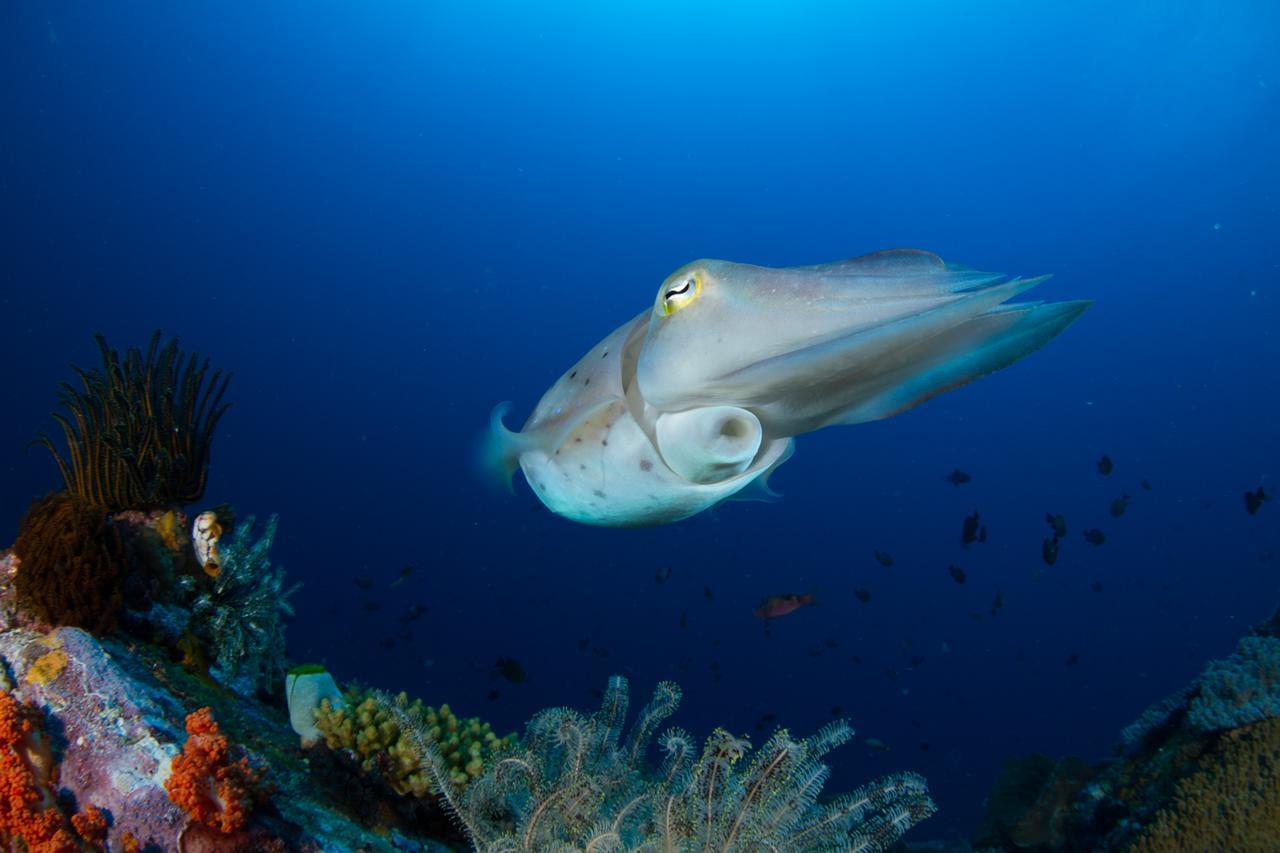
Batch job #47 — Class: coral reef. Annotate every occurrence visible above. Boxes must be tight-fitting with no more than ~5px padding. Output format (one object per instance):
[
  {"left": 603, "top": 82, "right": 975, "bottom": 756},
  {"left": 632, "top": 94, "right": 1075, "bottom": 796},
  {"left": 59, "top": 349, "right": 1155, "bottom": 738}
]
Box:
[
  {"left": 1188, "top": 634, "right": 1280, "bottom": 731},
  {"left": 13, "top": 492, "right": 125, "bottom": 633},
  {"left": 1128, "top": 716, "right": 1280, "bottom": 851},
  {"left": 33, "top": 331, "right": 232, "bottom": 512},
  {"left": 314, "top": 687, "right": 516, "bottom": 796},
  {"left": 188, "top": 514, "right": 298, "bottom": 699},
  {"left": 974, "top": 754, "right": 1091, "bottom": 850},
  {"left": 165, "top": 706, "right": 269, "bottom": 834},
  {"left": 427, "top": 675, "right": 935, "bottom": 852}
]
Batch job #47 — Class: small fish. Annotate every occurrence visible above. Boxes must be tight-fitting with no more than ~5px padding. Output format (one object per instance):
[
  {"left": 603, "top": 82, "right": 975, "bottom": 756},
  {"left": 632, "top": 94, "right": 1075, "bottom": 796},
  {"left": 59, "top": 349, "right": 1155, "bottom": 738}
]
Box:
[
  {"left": 353, "top": 575, "right": 375, "bottom": 590},
  {"left": 948, "top": 565, "right": 966, "bottom": 584},
  {"left": 1065, "top": 652, "right": 1080, "bottom": 666},
  {"left": 807, "top": 644, "right": 826, "bottom": 658},
  {"left": 1042, "top": 536, "right": 1060, "bottom": 566},
  {"left": 919, "top": 742, "right": 930, "bottom": 752},
  {"left": 873, "top": 549, "right": 895, "bottom": 568},
  {"left": 1090, "top": 580, "right": 1104, "bottom": 593},
  {"left": 1097, "top": 454, "right": 1113, "bottom": 475},
  {"left": 1245, "top": 487, "right": 1269, "bottom": 516},
  {"left": 909, "top": 655, "right": 926, "bottom": 668},
  {"left": 865, "top": 737, "right": 891, "bottom": 752},
  {"left": 487, "top": 689, "right": 501, "bottom": 701},
  {"left": 709, "top": 660, "right": 721, "bottom": 671},
  {"left": 829, "top": 705, "right": 843, "bottom": 717},
  {"left": 851, "top": 655, "right": 863, "bottom": 664},
  {"left": 577, "top": 638, "right": 590, "bottom": 652},
  {"left": 680, "top": 610, "right": 688, "bottom": 629},
  {"left": 1082, "top": 528, "right": 1106, "bottom": 546},
  {"left": 945, "top": 468, "right": 972, "bottom": 486},
  {"left": 1046, "top": 513, "right": 1068, "bottom": 538},
  {"left": 397, "top": 603, "right": 427, "bottom": 624},
  {"left": 883, "top": 667, "right": 898, "bottom": 682},
  {"left": 961, "top": 511, "right": 983, "bottom": 547},
  {"left": 592, "top": 646, "right": 610, "bottom": 658},
  {"left": 704, "top": 585, "right": 714, "bottom": 602},
  {"left": 855, "top": 588, "right": 872, "bottom": 604},
  {"left": 378, "top": 637, "right": 395, "bottom": 649},
  {"left": 590, "top": 687, "right": 603, "bottom": 699},
  {"left": 1140, "top": 479, "right": 1152, "bottom": 491},
  {"left": 1110, "top": 494, "right": 1130, "bottom": 517},
  {"left": 754, "top": 591, "right": 817, "bottom": 619},
  {"left": 655, "top": 566, "right": 673, "bottom": 584},
  {"left": 990, "top": 591, "right": 1004, "bottom": 617},
  {"left": 824, "top": 637, "right": 839, "bottom": 649},
  {"left": 492, "top": 656, "right": 527, "bottom": 683},
  {"left": 362, "top": 601, "right": 382, "bottom": 612},
  {"left": 391, "top": 564, "right": 416, "bottom": 588}
]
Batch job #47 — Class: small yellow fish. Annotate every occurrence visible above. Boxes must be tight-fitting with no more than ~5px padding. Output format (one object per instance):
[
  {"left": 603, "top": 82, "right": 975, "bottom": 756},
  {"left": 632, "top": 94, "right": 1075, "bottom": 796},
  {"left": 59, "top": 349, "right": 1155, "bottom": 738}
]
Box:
[{"left": 192, "top": 511, "right": 223, "bottom": 578}]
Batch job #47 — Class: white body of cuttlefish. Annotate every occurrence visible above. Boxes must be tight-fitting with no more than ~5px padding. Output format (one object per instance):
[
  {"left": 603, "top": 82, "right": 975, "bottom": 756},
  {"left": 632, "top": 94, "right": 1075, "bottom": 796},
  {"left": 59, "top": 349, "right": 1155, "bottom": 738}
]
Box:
[{"left": 486, "top": 249, "right": 1089, "bottom": 527}]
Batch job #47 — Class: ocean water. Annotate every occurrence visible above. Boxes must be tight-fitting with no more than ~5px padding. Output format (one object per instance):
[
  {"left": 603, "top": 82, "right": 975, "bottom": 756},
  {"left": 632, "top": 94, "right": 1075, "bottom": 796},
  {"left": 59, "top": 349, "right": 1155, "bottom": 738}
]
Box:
[{"left": 1, "top": 1, "right": 1277, "bottom": 842}]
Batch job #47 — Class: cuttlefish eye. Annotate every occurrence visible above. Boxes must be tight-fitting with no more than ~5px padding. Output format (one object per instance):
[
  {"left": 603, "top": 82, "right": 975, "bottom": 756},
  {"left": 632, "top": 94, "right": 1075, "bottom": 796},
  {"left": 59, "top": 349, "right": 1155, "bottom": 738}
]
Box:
[{"left": 659, "top": 272, "right": 701, "bottom": 316}]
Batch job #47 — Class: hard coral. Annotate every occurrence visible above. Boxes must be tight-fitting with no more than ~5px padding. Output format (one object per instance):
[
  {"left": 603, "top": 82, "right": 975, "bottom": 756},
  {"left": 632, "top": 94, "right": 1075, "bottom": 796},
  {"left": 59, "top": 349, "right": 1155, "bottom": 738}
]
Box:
[
  {"left": 33, "top": 330, "right": 232, "bottom": 512},
  {"left": 13, "top": 492, "right": 125, "bottom": 633},
  {"left": 1130, "top": 716, "right": 1280, "bottom": 851},
  {"left": 0, "top": 690, "right": 104, "bottom": 852},
  {"left": 165, "top": 707, "right": 268, "bottom": 835}
]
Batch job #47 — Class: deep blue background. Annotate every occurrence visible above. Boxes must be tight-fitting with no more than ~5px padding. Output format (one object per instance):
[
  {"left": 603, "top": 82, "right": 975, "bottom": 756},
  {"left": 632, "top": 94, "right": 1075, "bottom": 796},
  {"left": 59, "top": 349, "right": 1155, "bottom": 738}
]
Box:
[{"left": 2, "top": 1, "right": 1277, "bottom": 840}]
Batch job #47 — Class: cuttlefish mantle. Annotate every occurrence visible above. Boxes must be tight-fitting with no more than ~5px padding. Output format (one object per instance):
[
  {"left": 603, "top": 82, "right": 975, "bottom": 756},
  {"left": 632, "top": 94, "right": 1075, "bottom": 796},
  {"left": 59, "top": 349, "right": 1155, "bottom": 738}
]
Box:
[{"left": 485, "top": 248, "right": 1090, "bottom": 526}]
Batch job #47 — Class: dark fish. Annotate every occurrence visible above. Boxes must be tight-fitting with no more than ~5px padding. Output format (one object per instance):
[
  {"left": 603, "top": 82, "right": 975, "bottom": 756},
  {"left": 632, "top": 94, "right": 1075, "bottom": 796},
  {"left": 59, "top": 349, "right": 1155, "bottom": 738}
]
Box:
[
  {"left": 1097, "top": 455, "right": 1113, "bottom": 475},
  {"left": 961, "top": 511, "right": 983, "bottom": 547},
  {"left": 1046, "top": 513, "right": 1068, "bottom": 538},
  {"left": 920, "top": 742, "right": 930, "bottom": 752},
  {"left": 851, "top": 655, "right": 863, "bottom": 664},
  {"left": 1082, "top": 528, "right": 1106, "bottom": 546},
  {"left": 680, "top": 610, "right": 688, "bottom": 629},
  {"left": 704, "top": 585, "right": 714, "bottom": 602},
  {"left": 577, "top": 638, "right": 590, "bottom": 652},
  {"left": 492, "top": 656, "right": 527, "bottom": 684},
  {"left": 883, "top": 667, "right": 899, "bottom": 682},
  {"left": 948, "top": 565, "right": 967, "bottom": 584},
  {"left": 397, "top": 603, "right": 427, "bottom": 624},
  {"left": 755, "top": 712, "right": 778, "bottom": 731},
  {"left": 945, "top": 468, "right": 972, "bottom": 486},
  {"left": 807, "top": 645, "right": 826, "bottom": 658},
  {"left": 655, "top": 566, "right": 673, "bottom": 584},
  {"left": 1245, "top": 487, "right": 1269, "bottom": 516},
  {"left": 1091, "top": 580, "right": 1104, "bottom": 593},
  {"left": 590, "top": 687, "right": 603, "bottom": 699},
  {"left": 991, "top": 591, "right": 1004, "bottom": 617},
  {"left": 353, "top": 575, "right": 375, "bottom": 590},
  {"left": 1110, "top": 494, "right": 1130, "bottom": 517},
  {"left": 378, "top": 637, "right": 395, "bottom": 649},
  {"left": 487, "top": 689, "right": 501, "bottom": 701},
  {"left": 855, "top": 588, "right": 872, "bottom": 604},
  {"left": 1141, "top": 479, "right": 1153, "bottom": 491},
  {"left": 362, "top": 601, "right": 382, "bottom": 612},
  {"left": 592, "top": 646, "right": 609, "bottom": 658},
  {"left": 829, "top": 705, "right": 843, "bottom": 717},
  {"left": 824, "top": 637, "right": 839, "bottom": 649},
  {"left": 1042, "top": 536, "right": 1060, "bottom": 566},
  {"left": 909, "top": 655, "right": 926, "bottom": 668},
  {"left": 873, "top": 550, "right": 895, "bottom": 567},
  {"left": 391, "top": 564, "right": 415, "bottom": 588},
  {"left": 1065, "top": 653, "right": 1080, "bottom": 666}
]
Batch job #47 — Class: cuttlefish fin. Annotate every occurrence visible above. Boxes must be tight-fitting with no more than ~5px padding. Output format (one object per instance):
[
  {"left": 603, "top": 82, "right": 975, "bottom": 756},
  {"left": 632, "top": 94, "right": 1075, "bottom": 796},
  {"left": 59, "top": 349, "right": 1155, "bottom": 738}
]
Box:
[
  {"left": 835, "top": 298, "right": 1094, "bottom": 424},
  {"left": 478, "top": 402, "right": 539, "bottom": 494},
  {"left": 790, "top": 248, "right": 1003, "bottom": 292}
]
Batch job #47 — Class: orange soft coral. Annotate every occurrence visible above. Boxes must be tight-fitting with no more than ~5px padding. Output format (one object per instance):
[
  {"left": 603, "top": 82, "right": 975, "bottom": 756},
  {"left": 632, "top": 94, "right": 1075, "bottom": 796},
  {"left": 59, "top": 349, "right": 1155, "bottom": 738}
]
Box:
[
  {"left": 0, "top": 691, "right": 102, "bottom": 852},
  {"left": 165, "top": 707, "right": 266, "bottom": 834}
]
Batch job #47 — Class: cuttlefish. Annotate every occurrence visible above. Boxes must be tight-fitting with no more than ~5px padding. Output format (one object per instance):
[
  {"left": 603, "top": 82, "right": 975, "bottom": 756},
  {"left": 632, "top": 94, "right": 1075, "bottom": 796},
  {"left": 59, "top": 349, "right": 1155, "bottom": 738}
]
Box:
[{"left": 486, "top": 249, "right": 1089, "bottom": 526}]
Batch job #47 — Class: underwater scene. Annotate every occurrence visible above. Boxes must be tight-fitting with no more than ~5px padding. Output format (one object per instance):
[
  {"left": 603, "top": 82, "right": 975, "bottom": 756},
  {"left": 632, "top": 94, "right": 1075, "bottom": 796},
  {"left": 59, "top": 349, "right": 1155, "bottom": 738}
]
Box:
[{"left": 1, "top": 2, "right": 1277, "bottom": 851}]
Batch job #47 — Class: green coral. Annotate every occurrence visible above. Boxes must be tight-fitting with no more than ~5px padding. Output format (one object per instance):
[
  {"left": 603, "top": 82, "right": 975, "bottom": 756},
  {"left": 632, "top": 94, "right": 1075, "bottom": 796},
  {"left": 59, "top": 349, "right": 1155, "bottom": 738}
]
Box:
[
  {"left": 314, "top": 687, "right": 515, "bottom": 796},
  {"left": 411, "top": 675, "right": 935, "bottom": 852}
]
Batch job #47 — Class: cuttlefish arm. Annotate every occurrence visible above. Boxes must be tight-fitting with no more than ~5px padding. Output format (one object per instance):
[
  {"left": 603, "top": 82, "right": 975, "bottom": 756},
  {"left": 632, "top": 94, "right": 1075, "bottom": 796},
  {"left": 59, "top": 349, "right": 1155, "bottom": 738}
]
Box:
[{"left": 637, "top": 249, "right": 1090, "bottom": 437}]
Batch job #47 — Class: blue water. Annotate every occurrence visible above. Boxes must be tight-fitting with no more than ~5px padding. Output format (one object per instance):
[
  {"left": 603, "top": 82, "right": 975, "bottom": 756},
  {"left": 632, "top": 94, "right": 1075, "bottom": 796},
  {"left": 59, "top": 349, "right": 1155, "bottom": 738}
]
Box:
[{"left": 2, "top": 1, "right": 1277, "bottom": 841}]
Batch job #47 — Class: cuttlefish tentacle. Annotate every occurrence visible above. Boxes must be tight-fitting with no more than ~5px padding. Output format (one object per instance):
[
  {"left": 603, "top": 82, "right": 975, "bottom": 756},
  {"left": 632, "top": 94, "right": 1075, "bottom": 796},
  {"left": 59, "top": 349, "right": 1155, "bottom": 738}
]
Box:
[{"left": 486, "top": 248, "right": 1089, "bottom": 526}]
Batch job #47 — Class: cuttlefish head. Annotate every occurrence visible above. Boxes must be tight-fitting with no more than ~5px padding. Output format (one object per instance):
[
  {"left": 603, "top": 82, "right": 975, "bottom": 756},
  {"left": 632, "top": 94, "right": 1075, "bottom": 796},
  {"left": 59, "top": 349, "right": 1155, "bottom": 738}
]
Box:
[{"left": 637, "top": 250, "right": 1090, "bottom": 437}]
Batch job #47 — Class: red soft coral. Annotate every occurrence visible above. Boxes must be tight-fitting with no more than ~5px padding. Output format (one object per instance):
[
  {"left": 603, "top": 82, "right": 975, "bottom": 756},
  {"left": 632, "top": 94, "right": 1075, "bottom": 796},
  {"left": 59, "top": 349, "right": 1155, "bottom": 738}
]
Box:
[
  {"left": 165, "top": 707, "right": 266, "bottom": 834},
  {"left": 0, "top": 690, "right": 100, "bottom": 852}
]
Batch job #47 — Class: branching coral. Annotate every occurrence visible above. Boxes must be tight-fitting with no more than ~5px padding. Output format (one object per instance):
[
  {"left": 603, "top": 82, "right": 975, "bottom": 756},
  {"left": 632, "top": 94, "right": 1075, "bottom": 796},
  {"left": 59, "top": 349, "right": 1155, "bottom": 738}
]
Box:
[
  {"left": 164, "top": 706, "right": 268, "bottom": 835},
  {"left": 33, "top": 330, "right": 231, "bottom": 512},
  {"left": 188, "top": 514, "right": 298, "bottom": 698},
  {"left": 419, "top": 675, "right": 934, "bottom": 852},
  {"left": 0, "top": 690, "right": 105, "bottom": 852},
  {"left": 13, "top": 492, "right": 125, "bottom": 633},
  {"left": 314, "top": 688, "right": 515, "bottom": 797}
]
